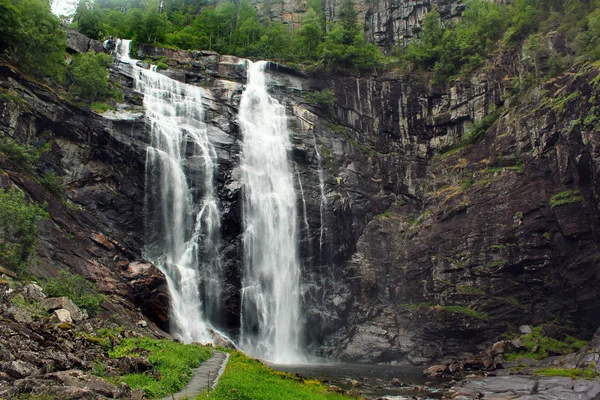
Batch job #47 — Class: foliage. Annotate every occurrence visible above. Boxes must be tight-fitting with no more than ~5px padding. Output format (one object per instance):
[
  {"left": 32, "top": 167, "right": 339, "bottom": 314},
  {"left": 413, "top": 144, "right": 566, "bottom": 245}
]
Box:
[
  {"left": 305, "top": 89, "right": 336, "bottom": 115},
  {"left": 0, "top": 0, "right": 66, "bottom": 83},
  {"left": 155, "top": 61, "right": 168, "bottom": 70},
  {"left": 67, "top": 52, "right": 116, "bottom": 103},
  {"left": 461, "top": 108, "right": 501, "bottom": 145},
  {"left": 400, "top": 0, "right": 506, "bottom": 82},
  {"left": 108, "top": 337, "right": 212, "bottom": 398},
  {"left": 0, "top": 137, "right": 40, "bottom": 171},
  {"left": 457, "top": 285, "right": 485, "bottom": 295},
  {"left": 43, "top": 270, "right": 105, "bottom": 316},
  {"left": 534, "top": 367, "right": 596, "bottom": 379},
  {"left": 91, "top": 102, "right": 115, "bottom": 113},
  {"left": 0, "top": 188, "right": 48, "bottom": 275},
  {"left": 440, "top": 305, "right": 489, "bottom": 320},
  {"left": 505, "top": 325, "right": 588, "bottom": 360},
  {"left": 549, "top": 189, "right": 584, "bottom": 207},
  {"left": 397, "top": 0, "right": 600, "bottom": 83},
  {"left": 39, "top": 171, "right": 66, "bottom": 196},
  {"left": 70, "top": 0, "right": 384, "bottom": 72},
  {"left": 204, "top": 351, "right": 351, "bottom": 399}
]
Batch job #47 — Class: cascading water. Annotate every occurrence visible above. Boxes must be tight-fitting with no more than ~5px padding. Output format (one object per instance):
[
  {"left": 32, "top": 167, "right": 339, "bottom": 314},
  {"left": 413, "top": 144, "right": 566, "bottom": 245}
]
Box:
[
  {"left": 239, "top": 61, "right": 304, "bottom": 363},
  {"left": 312, "top": 134, "right": 328, "bottom": 261},
  {"left": 115, "top": 40, "right": 222, "bottom": 343}
]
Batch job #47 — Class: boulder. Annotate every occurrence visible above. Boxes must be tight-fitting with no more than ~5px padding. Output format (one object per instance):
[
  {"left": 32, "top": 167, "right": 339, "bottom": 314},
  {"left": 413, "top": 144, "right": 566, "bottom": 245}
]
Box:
[
  {"left": 0, "top": 360, "right": 39, "bottom": 379},
  {"left": 7, "top": 306, "right": 33, "bottom": 324},
  {"left": 423, "top": 364, "right": 446, "bottom": 377},
  {"left": 44, "top": 370, "right": 120, "bottom": 398},
  {"left": 109, "top": 356, "right": 152, "bottom": 375},
  {"left": 23, "top": 283, "right": 46, "bottom": 302},
  {"left": 41, "top": 297, "right": 86, "bottom": 322},
  {"left": 50, "top": 309, "right": 73, "bottom": 325},
  {"left": 519, "top": 325, "right": 533, "bottom": 334}
]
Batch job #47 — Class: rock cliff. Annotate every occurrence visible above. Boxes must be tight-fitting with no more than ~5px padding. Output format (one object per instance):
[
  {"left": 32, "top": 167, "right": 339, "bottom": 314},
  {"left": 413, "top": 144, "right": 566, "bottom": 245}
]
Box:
[
  {"left": 2, "top": 30, "right": 599, "bottom": 366},
  {"left": 129, "top": 42, "right": 600, "bottom": 364}
]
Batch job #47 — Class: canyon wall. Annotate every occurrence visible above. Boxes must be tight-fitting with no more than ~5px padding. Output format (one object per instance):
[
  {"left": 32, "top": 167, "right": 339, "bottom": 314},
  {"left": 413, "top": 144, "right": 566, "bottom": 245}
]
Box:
[{"left": 2, "top": 26, "right": 599, "bottom": 365}]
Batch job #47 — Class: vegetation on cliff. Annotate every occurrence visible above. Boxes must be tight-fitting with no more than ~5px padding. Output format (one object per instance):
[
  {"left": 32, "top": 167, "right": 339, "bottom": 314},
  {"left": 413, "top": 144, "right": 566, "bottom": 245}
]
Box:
[
  {"left": 400, "top": 0, "right": 600, "bottom": 82},
  {"left": 0, "top": 188, "right": 48, "bottom": 275}
]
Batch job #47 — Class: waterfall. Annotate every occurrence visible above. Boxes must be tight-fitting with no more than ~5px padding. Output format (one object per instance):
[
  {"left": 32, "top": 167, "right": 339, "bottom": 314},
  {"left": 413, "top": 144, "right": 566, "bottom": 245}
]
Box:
[
  {"left": 312, "top": 134, "right": 328, "bottom": 261},
  {"left": 239, "top": 61, "right": 304, "bottom": 363},
  {"left": 115, "top": 40, "right": 222, "bottom": 343}
]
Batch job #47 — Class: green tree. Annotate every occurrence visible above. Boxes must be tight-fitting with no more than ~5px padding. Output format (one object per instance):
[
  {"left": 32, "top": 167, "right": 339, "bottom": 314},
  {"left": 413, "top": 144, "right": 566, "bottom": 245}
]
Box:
[
  {"left": 67, "top": 52, "right": 114, "bottom": 102},
  {"left": 294, "top": 8, "right": 324, "bottom": 60},
  {"left": 3, "top": 0, "right": 66, "bottom": 83},
  {"left": 0, "top": 188, "right": 48, "bottom": 275},
  {"left": 73, "top": 0, "right": 105, "bottom": 40}
]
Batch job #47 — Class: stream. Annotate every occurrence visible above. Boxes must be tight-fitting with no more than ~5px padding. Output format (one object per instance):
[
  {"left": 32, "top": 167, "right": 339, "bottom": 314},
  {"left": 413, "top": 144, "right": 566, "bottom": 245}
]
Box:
[{"left": 270, "top": 362, "right": 450, "bottom": 399}]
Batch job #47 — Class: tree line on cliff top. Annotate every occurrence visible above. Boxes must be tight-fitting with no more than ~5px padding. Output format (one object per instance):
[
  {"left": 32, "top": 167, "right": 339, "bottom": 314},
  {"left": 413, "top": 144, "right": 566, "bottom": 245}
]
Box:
[{"left": 3, "top": 0, "right": 600, "bottom": 88}]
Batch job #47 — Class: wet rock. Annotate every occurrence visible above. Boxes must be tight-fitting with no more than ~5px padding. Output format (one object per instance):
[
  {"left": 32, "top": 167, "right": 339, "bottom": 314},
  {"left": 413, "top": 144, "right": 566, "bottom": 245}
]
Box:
[
  {"left": 327, "top": 385, "right": 345, "bottom": 393},
  {"left": 390, "top": 377, "right": 403, "bottom": 386},
  {"left": 451, "top": 375, "right": 600, "bottom": 400},
  {"left": 423, "top": 364, "right": 446, "bottom": 377}
]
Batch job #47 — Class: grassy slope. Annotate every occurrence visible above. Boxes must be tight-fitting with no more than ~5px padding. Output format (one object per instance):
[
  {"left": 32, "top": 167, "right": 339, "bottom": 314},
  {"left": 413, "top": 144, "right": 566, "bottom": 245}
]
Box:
[
  {"left": 199, "top": 352, "right": 353, "bottom": 400},
  {"left": 108, "top": 337, "right": 213, "bottom": 398}
]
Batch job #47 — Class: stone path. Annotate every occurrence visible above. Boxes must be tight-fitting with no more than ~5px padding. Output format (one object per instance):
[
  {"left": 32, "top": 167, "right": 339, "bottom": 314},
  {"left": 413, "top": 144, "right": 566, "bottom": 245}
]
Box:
[{"left": 161, "top": 351, "right": 229, "bottom": 400}]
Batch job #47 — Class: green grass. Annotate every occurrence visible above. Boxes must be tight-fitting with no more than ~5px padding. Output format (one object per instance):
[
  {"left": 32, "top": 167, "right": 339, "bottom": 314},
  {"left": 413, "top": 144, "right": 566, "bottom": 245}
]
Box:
[
  {"left": 0, "top": 89, "right": 21, "bottom": 102},
  {"left": 457, "top": 285, "right": 485, "bottom": 296},
  {"left": 505, "top": 326, "right": 588, "bottom": 361},
  {"left": 534, "top": 367, "right": 596, "bottom": 380},
  {"left": 199, "top": 351, "right": 352, "bottom": 400},
  {"left": 108, "top": 337, "right": 212, "bottom": 398},
  {"left": 91, "top": 102, "right": 114, "bottom": 113},
  {"left": 549, "top": 190, "right": 584, "bottom": 208},
  {"left": 441, "top": 305, "right": 489, "bottom": 320},
  {"left": 397, "top": 303, "right": 488, "bottom": 320}
]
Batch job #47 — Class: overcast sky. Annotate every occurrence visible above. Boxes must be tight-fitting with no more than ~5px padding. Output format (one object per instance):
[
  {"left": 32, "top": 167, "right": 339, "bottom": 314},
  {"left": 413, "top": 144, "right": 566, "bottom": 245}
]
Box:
[{"left": 51, "top": 0, "right": 79, "bottom": 16}]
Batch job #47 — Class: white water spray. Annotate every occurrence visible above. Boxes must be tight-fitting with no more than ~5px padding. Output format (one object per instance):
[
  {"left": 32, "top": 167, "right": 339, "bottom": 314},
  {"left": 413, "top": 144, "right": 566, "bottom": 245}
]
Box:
[
  {"left": 115, "top": 40, "right": 222, "bottom": 343},
  {"left": 239, "top": 61, "right": 304, "bottom": 363}
]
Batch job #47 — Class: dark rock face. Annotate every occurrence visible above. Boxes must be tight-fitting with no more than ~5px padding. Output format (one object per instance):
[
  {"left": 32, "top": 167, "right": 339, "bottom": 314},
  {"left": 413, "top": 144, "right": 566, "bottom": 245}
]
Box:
[
  {"left": 65, "top": 29, "right": 107, "bottom": 54},
  {"left": 0, "top": 62, "right": 168, "bottom": 333},
  {"left": 3, "top": 33, "right": 600, "bottom": 368}
]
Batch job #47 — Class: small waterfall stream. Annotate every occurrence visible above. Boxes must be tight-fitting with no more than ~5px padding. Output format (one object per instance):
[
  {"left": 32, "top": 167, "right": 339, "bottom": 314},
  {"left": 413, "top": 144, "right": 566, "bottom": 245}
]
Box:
[
  {"left": 115, "top": 40, "right": 222, "bottom": 343},
  {"left": 312, "top": 134, "right": 328, "bottom": 262},
  {"left": 239, "top": 61, "right": 304, "bottom": 363}
]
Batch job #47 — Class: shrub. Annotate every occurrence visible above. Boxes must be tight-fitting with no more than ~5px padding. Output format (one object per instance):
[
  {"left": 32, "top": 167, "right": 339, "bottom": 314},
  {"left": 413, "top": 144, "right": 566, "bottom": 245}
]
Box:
[
  {"left": 39, "top": 171, "right": 66, "bottom": 196},
  {"left": 0, "top": 137, "right": 40, "bottom": 171},
  {"left": 43, "top": 270, "right": 105, "bottom": 316},
  {"left": 67, "top": 52, "right": 115, "bottom": 103},
  {"left": 461, "top": 108, "right": 501, "bottom": 145},
  {"left": 305, "top": 89, "right": 336, "bottom": 116},
  {"left": 0, "top": 188, "right": 48, "bottom": 275},
  {"left": 549, "top": 190, "right": 584, "bottom": 208},
  {"left": 155, "top": 61, "right": 168, "bottom": 70}
]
